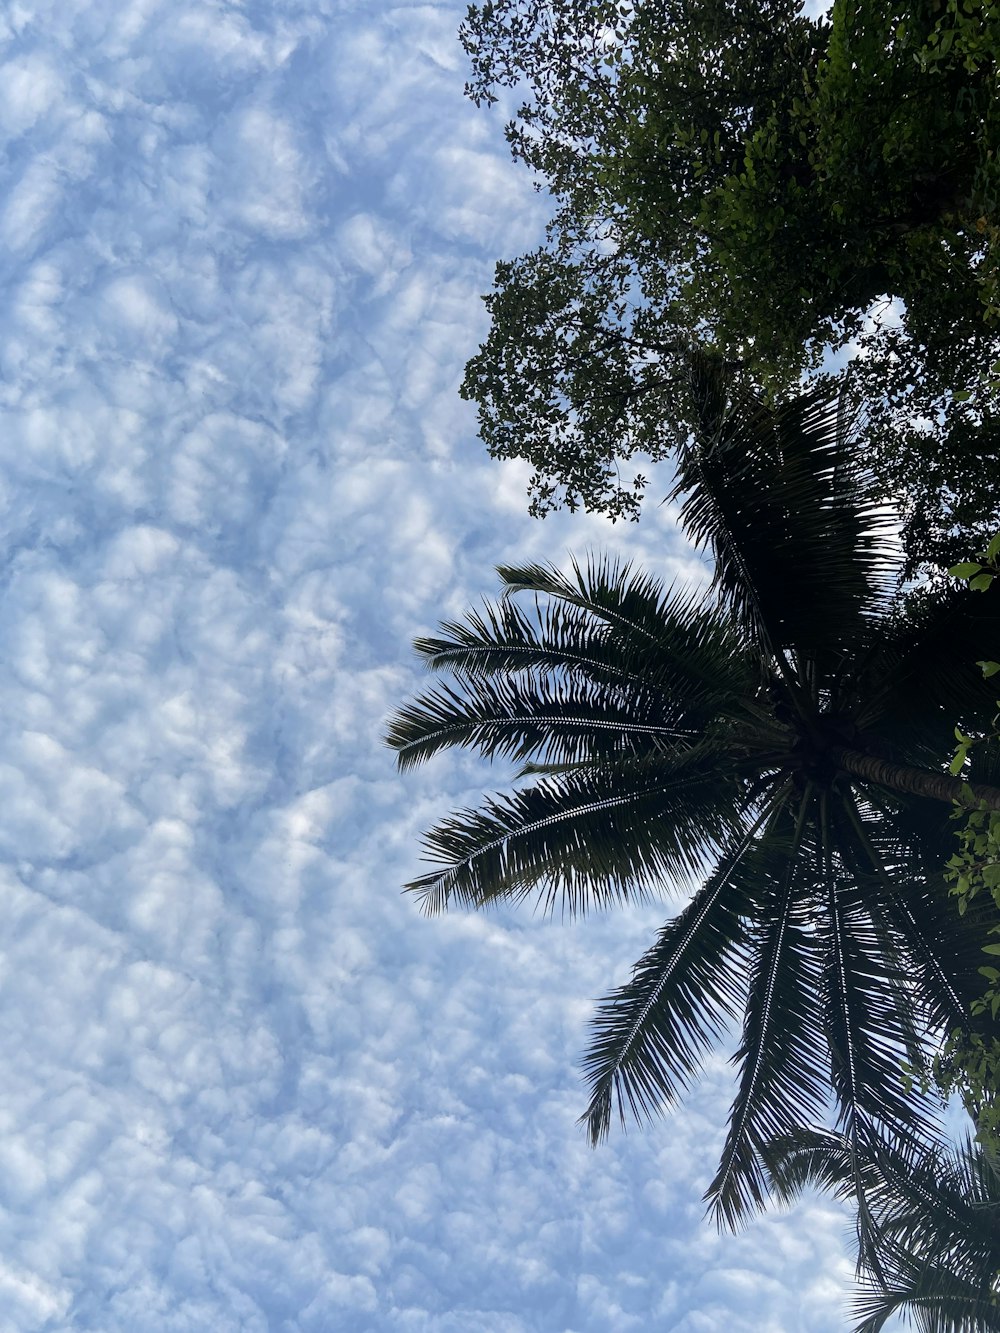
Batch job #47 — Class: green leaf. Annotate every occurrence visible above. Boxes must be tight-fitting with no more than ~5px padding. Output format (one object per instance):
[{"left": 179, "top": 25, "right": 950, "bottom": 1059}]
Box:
[{"left": 949, "top": 562, "right": 984, "bottom": 579}]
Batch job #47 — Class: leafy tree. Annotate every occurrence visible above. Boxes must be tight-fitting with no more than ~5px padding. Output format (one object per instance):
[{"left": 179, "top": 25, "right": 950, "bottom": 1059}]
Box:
[
  {"left": 766, "top": 1128, "right": 1000, "bottom": 1333},
  {"left": 931, "top": 539, "right": 1000, "bottom": 1154},
  {"left": 388, "top": 369, "right": 1000, "bottom": 1225},
  {"left": 832, "top": 344, "right": 1000, "bottom": 574},
  {"left": 460, "top": 0, "right": 1000, "bottom": 557}
]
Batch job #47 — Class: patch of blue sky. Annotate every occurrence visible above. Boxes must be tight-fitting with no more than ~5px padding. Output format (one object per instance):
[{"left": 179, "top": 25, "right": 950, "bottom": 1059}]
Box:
[{"left": 0, "top": 1, "right": 898, "bottom": 1330}]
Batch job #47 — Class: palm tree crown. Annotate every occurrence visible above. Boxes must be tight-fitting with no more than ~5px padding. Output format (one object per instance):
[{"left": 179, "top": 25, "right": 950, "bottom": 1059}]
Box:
[{"left": 387, "top": 367, "right": 1000, "bottom": 1225}]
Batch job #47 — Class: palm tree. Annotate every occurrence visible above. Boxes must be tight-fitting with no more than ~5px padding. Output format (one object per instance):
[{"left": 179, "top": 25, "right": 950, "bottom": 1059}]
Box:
[
  {"left": 386, "top": 366, "right": 1000, "bottom": 1225},
  {"left": 765, "top": 1127, "right": 1000, "bottom": 1333}
]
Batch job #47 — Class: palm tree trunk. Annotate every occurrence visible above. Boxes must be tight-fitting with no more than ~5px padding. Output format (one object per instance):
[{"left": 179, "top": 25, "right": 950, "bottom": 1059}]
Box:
[{"left": 832, "top": 747, "right": 1000, "bottom": 813}]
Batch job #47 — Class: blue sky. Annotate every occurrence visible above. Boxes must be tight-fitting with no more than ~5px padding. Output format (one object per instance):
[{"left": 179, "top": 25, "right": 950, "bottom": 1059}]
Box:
[{"left": 0, "top": 2, "right": 903, "bottom": 1329}]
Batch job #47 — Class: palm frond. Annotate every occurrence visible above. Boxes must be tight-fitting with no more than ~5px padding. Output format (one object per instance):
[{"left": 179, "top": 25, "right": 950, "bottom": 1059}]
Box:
[
  {"left": 386, "top": 671, "right": 708, "bottom": 771},
  {"left": 496, "top": 555, "right": 678, "bottom": 642},
  {"left": 674, "top": 366, "right": 897, "bottom": 661},
  {"left": 820, "top": 859, "right": 945, "bottom": 1153},
  {"left": 495, "top": 556, "right": 753, "bottom": 700},
  {"left": 768, "top": 1129, "right": 1000, "bottom": 1333},
  {"left": 837, "top": 792, "right": 987, "bottom": 1040},
  {"left": 851, "top": 580, "right": 1000, "bottom": 752},
  {"left": 407, "top": 749, "right": 747, "bottom": 915},
  {"left": 581, "top": 788, "right": 788, "bottom": 1144},
  {"left": 414, "top": 595, "right": 646, "bottom": 685},
  {"left": 707, "top": 796, "right": 831, "bottom": 1228},
  {"left": 764, "top": 1125, "right": 880, "bottom": 1204},
  {"left": 388, "top": 559, "right": 754, "bottom": 771},
  {"left": 852, "top": 1262, "right": 1000, "bottom": 1333}
]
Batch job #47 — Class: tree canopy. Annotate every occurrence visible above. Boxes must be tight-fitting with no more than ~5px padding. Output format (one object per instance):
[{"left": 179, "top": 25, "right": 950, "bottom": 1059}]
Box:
[
  {"left": 930, "top": 541, "right": 1000, "bottom": 1156},
  {"left": 460, "top": 0, "right": 1000, "bottom": 564}
]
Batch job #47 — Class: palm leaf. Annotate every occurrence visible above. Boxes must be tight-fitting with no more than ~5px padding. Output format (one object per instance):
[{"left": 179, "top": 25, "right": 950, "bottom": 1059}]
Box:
[
  {"left": 414, "top": 595, "right": 647, "bottom": 685},
  {"left": 495, "top": 556, "right": 755, "bottom": 704},
  {"left": 387, "top": 672, "right": 707, "bottom": 771},
  {"left": 820, "top": 860, "right": 944, "bottom": 1152},
  {"left": 836, "top": 792, "right": 988, "bottom": 1040},
  {"left": 674, "top": 364, "right": 896, "bottom": 660},
  {"left": 850, "top": 581, "right": 1000, "bottom": 756},
  {"left": 852, "top": 1262, "right": 1000, "bottom": 1333},
  {"left": 766, "top": 1130, "right": 1000, "bottom": 1333},
  {"left": 388, "top": 559, "right": 755, "bottom": 771},
  {"left": 764, "top": 1125, "right": 878, "bottom": 1203},
  {"left": 495, "top": 555, "right": 684, "bottom": 645},
  {"left": 707, "top": 795, "right": 831, "bottom": 1227},
  {"left": 581, "top": 789, "right": 790, "bottom": 1144},
  {"left": 407, "top": 748, "right": 747, "bottom": 915}
]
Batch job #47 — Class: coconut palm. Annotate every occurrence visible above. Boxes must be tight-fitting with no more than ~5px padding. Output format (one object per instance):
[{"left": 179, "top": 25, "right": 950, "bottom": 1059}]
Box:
[
  {"left": 765, "top": 1127, "right": 1000, "bottom": 1333},
  {"left": 386, "top": 366, "right": 1000, "bottom": 1225}
]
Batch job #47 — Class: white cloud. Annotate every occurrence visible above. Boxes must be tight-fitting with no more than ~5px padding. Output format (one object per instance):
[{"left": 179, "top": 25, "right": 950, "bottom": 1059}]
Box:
[
  {"left": 0, "top": 0, "right": 906, "bottom": 1329},
  {"left": 212, "top": 106, "right": 314, "bottom": 240},
  {"left": 0, "top": 53, "right": 65, "bottom": 136},
  {"left": 337, "top": 211, "right": 412, "bottom": 293}
]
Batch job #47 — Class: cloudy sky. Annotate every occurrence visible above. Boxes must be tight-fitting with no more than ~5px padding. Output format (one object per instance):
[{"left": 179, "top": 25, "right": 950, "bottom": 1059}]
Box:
[{"left": 0, "top": 2, "right": 908, "bottom": 1329}]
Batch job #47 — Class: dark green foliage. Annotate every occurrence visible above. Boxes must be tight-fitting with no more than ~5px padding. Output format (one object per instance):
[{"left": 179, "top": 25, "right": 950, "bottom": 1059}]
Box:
[
  {"left": 766, "top": 1128, "right": 1000, "bottom": 1332},
  {"left": 926, "top": 545, "right": 1000, "bottom": 1158},
  {"left": 461, "top": 249, "right": 691, "bottom": 519},
  {"left": 460, "top": 0, "right": 1000, "bottom": 560}
]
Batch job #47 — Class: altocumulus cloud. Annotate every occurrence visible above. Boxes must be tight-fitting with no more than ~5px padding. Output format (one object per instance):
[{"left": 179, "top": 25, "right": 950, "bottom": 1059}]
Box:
[{"left": 0, "top": 1, "right": 894, "bottom": 1330}]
